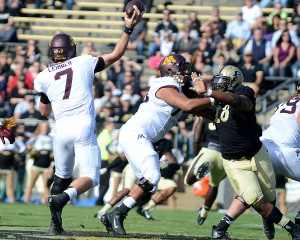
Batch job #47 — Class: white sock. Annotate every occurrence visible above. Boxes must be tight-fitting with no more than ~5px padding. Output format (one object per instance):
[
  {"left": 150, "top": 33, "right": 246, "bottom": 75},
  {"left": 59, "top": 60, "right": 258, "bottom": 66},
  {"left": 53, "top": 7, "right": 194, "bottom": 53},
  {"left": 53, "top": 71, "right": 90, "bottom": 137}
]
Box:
[
  {"left": 64, "top": 187, "right": 77, "bottom": 200},
  {"left": 143, "top": 199, "right": 156, "bottom": 211},
  {"left": 99, "top": 203, "right": 112, "bottom": 214},
  {"left": 122, "top": 196, "right": 137, "bottom": 209}
]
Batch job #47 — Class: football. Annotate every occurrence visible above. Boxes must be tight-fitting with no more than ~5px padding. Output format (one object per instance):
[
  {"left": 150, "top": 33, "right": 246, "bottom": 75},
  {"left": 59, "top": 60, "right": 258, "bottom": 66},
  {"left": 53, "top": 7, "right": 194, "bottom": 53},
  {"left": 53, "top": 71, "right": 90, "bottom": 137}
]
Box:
[{"left": 125, "top": 0, "right": 145, "bottom": 19}]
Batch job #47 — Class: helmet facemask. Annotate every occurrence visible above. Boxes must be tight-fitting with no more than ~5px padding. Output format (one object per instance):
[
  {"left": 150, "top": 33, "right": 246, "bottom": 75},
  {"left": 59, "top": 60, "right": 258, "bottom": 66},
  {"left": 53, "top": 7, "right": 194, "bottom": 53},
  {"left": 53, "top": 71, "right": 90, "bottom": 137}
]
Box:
[
  {"left": 172, "top": 61, "right": 192, "bottom": 86},
  {"left": 212, "top": 74, "right": 232, "bottom": 92}
]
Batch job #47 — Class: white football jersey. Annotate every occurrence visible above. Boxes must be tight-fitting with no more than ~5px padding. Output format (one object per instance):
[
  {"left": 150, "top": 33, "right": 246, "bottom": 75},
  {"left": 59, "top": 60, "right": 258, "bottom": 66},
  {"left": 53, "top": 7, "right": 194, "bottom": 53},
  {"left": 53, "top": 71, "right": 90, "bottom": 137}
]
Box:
[
  {"left": 34, "top": 55, "right": 99, "bottom": 120},
  {"left": 122, "top": 76, "right": 183, "bottom": 143},
  {"left": 261, "top": 96, "right": 300, "bottom": 147}
]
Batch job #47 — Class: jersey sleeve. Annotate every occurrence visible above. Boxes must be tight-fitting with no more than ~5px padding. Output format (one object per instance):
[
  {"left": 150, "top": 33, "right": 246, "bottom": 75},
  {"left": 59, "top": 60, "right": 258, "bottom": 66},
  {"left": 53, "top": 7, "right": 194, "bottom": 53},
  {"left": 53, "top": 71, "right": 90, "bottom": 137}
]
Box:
[
  {"left": 233, "top": 85, "right": 256, "bottom": 103},
  {"left": 34, "top": 72, "right": 46, "bottom": 94}
]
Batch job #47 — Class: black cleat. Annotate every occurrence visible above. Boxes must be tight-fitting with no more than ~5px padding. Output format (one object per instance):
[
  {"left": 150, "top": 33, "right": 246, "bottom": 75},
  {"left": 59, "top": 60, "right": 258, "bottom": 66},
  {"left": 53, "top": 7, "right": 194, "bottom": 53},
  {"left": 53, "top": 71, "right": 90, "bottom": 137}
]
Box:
[
  {"left": 295, "top": 212, "right": 300, "bottom": 226},
  {"left": 262, "top": 217, "right": 275, "bottom": 239},
  {"left": 290, "top": 224, "right": 300, "bottom": 240},
  {"left": 100, "top": 209, "right": 127, "bottom": 235},
  {"left": 136, "top": 206, "right": 155, "bottom": 221},
  {"left": 46, "top": 193, "right": 69, "bottom": 235},
  {"left": 197, "top": 207, "right": 207, "bottom": 225},
  {"left": 48, "top": 219, "right": 66, "bottom": 235},
  {"left": 211, "top": 225, "right": 230, "bottom": 239}
]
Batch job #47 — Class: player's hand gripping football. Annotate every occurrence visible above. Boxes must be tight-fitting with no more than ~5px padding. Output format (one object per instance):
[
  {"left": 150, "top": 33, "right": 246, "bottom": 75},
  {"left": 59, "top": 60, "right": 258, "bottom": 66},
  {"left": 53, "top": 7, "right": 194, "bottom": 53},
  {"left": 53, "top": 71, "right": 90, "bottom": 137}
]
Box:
[
  {"left": 124, "top": 6, "right": 144, "bottom": 29},
  {"left": 0, "top": 117, "right": 16, "bottom": 144},
  {"left": 190, "top": 72, "right": 207, "bottom": 94}
]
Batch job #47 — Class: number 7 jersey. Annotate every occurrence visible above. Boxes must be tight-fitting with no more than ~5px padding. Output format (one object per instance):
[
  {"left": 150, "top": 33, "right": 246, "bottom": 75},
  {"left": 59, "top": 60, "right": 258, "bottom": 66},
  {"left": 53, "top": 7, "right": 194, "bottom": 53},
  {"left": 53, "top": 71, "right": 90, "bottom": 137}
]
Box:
[{"left": 34, "top": 55, "right": 99, "bottom": 120}]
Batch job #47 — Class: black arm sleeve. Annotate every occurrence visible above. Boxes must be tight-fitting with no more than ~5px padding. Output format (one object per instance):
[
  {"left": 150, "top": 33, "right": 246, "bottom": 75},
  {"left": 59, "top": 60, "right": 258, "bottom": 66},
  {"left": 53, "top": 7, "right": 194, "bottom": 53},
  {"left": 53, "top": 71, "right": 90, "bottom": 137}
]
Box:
[
  {"left": 94, "top": 57, "right": 105, "bottom": 73},
  {"left": 40, "top": 93, "right": 51, "bottom": 104},
  {"left": 106, "top": 156, "right": 126, "bottom": 171}
]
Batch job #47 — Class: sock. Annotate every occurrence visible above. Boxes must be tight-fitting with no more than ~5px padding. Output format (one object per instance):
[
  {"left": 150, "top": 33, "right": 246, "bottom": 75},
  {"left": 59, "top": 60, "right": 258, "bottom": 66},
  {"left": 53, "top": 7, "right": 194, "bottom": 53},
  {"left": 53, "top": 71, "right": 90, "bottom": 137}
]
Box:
[
  {"left": 64, "top": 186, "right": 77, "bottom": 200},
  {"left": 267, "top": 206, "right": 295, "bottom": 232},
  {"left": 216, "top": 214, "right": 235, "bottom": 231},
  {"left": 122, "top": 196, "right": 137, "bottom": 209},
  {"left": 200, "top": 205, "right": 211, "bottom": 218},
  {"left": 117, "top": 202, "right": 131, "bottom": 215},
  {"left": 99, "top": 203, "right": 112, "bottom": 214},
  {"left": 59, "top": 192, "right": 70, "bottom": 207},
  {"left": 143, "top": 199, "right": 156, "bottom": 211}
]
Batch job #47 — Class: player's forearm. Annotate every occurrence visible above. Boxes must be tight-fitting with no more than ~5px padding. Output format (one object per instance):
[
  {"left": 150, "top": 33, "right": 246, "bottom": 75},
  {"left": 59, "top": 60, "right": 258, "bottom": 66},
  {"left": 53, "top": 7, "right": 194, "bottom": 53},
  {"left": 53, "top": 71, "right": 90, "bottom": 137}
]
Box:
[{"left": 111, "top": 32, "right": 131, "bottom": 62}]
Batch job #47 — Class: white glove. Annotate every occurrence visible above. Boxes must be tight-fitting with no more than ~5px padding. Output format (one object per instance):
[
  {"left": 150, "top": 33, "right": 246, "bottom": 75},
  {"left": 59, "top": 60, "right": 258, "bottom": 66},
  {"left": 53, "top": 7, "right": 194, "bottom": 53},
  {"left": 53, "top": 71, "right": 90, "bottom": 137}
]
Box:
[{"left": 100, "top": 168, "right": 108, "bottom": 175}]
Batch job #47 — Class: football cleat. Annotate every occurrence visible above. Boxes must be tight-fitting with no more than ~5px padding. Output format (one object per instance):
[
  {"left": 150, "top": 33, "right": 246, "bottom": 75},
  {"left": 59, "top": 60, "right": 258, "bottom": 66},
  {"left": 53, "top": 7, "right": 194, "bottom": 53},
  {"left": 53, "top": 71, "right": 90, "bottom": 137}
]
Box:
[
  {"left": 100, "top": 210, "right": 127, "bottom": 235},
  {"left": 197, "top": 207, "right": 207, "bottom": 225},
  {"left": 136, "top": 206, "right": 155, "bottom": 221},
  {"left": 211, "top": 225, "right": 230, "bottom": 239},
  {"left": 46, "top": 193, "right": 69, "bottom": 235},
  {"left": 289, "top": 224, "right": 300, "bottom": 240},
  {"left": 262, "top": 217, "right": 275, "bottom": 239},
  {"left": 295, "top": 211, "right": 300, "bottom": 226}
]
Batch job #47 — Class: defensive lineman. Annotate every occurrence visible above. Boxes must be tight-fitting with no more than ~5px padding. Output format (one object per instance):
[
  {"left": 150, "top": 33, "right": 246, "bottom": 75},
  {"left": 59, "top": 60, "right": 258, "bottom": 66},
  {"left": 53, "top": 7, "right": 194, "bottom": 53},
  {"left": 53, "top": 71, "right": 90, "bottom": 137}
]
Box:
[{"left": 34, "top": 10, "right": 143, "bottom": 235}]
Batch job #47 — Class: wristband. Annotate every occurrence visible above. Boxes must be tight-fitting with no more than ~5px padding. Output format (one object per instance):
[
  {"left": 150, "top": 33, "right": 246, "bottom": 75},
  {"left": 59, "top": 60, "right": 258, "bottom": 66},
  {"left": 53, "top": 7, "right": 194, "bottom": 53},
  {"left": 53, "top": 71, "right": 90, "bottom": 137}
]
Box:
[
  {"left": 209, "top": 97, "right": 215, "bottom": 106},
  {"left": 124, "top": 26, "right": 134, "bottom": 35},
  {"left": 204, "top": 88, "right": 212, "bottom": 97}
]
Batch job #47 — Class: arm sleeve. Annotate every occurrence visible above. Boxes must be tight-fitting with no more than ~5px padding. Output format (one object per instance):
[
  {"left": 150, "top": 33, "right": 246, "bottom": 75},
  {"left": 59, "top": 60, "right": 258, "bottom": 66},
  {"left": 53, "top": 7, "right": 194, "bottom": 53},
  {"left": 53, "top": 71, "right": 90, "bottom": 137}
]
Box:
[
  {"left": 94, "top": 57, "right": 105, "bottom": 73},
  {"left": 106, "top": 156, "right": 124, "bottom": 171}
]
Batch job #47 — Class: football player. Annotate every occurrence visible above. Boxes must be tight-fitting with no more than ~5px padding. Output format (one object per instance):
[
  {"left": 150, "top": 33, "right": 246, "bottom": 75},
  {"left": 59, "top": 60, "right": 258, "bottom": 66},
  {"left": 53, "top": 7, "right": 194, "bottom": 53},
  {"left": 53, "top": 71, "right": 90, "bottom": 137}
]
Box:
[
  {"left": 184, "top": 116, "right": 225, "bottom": 226},
  {"left": 195, "top": 65, "right": 300, "bottom": 239},
  {"left": 33, "top": 10, "right": 144, "bottom": 235},
  {"left": 216, "top": 79, "right": 300, "bottom": 239},
  {"left": 100, "top": 54, "right": 214, "bottom": 235}
]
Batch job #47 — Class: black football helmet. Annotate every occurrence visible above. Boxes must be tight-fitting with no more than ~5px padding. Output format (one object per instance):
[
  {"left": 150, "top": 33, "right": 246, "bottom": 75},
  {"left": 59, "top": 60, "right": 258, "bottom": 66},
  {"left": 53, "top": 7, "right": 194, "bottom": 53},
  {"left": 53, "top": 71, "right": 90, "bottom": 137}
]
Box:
[
  {"left": 159, "top": 54, "right": 192, "bottom": 85},
  {"left": 49, "top": 33, "right": 77, "bottom": 63},
  {"left": 212, "top": 65, "right": 243, "bottom": 92},
  {"left": 297, "top": 80, "right": 300, "bottom": 95}
]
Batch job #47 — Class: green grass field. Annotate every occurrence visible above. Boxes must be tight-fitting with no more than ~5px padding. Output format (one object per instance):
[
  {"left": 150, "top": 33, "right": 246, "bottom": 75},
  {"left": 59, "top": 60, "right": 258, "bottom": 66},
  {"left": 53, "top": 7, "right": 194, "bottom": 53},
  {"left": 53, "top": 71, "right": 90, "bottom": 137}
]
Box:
[{"left": 0, "top": 203, "right": 292, "bottom": 239}]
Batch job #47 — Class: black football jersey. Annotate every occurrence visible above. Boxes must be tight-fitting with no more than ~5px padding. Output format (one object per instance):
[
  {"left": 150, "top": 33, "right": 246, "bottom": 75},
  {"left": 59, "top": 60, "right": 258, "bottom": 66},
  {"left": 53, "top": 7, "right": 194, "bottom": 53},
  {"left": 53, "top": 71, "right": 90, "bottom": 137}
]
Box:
[
  {"left": 153, "top": 138, "right": 173, "bottom": 158},
  {"left": 213, "top": 85, "right": 262, "bottom": 160},
  {"left": 203, "top": 118, "right": 219, "bottom": 145}
]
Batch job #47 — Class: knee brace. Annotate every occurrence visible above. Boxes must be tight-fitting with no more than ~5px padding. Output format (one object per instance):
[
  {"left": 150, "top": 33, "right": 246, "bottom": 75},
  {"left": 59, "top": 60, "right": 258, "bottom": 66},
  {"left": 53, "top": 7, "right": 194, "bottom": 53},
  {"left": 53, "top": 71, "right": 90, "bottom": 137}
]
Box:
[
  {"left": 195, "top": 162, "right": 211, "bottom": 181},
  {"left": 51, "top": 175, "right": 72, "bottom": 195},
  {"left": 235, "top": 195, "right": 250, "bottom": 209},
  {"left": 137, "top": 177, "right": 157, "bottom": 194}
]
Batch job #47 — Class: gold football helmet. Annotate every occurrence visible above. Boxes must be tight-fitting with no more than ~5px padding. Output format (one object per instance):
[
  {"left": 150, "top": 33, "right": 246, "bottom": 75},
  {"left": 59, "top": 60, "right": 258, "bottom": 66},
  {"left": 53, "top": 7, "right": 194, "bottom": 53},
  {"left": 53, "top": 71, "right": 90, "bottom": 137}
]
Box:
[{"left": 212, "top": 65, "right": 243, "bottom": 92}]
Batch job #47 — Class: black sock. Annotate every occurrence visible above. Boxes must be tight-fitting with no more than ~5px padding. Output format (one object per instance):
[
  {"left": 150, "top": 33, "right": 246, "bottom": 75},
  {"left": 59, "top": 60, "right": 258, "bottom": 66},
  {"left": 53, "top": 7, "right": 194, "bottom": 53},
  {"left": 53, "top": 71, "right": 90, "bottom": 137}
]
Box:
[
  {"left": 216, "top": 214, "right": 234, "bottom": 231},
  {"left": 60, "top": 192, "right": 70, "bottom": 207},
  {"left": 117, "top": 202, "right": 131, "bottom": 215}
]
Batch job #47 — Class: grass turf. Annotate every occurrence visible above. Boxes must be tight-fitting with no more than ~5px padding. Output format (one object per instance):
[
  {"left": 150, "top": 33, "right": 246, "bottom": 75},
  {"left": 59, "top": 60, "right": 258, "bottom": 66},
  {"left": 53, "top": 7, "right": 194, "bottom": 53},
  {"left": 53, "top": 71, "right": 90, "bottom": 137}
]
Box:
[{"left": 0, "top": 202, "right": 292, "bottom": 239}]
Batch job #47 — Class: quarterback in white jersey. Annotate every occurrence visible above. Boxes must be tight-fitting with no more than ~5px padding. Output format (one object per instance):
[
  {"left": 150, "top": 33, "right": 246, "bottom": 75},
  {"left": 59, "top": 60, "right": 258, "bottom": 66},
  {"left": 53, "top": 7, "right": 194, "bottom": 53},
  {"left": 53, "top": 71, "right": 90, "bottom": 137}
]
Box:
[
  {"left": 100, "top": 54, "right": 214, "bottom": 235},
  {"left": 261, "top": 94, "right": 300, "bottom": 181},
  {"left": 34, "top": 10, "right": 143, "bottom": 235}
]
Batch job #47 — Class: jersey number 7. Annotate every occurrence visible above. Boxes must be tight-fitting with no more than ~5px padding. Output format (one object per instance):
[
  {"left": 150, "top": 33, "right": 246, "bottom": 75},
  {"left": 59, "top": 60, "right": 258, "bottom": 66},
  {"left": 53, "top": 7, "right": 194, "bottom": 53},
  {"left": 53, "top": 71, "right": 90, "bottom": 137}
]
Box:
[{"left": 54, "top": 68, "right": 73, "bottom": 100}]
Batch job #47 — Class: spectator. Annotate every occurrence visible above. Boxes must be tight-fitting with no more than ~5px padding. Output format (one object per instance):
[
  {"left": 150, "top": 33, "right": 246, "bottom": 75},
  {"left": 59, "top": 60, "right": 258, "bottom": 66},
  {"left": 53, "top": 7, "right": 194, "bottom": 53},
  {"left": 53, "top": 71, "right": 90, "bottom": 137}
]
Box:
[
  {"left": 191, "top": 49, "right": 209, "bottom": 74},
  {"left": 148, "top": 51, "right": 164, "bottom": 70},
  {"left": 0, "top": 0, "right": 17, "bottom": 44},
  {"left": 127, "top": 19, "right": 148, "bottom": 61},
  {"left": 99, "top": 85, "right": 113, "bottom": 110},
  {"left": 26, "top": 40, "right": 42, "bottom": 64},
  {"left": 259, "top": 0, "right": 293, "bottom": 8},
  {"left": 115, "top": 94, "right": 136, "bottom": 124},
  {"left": 188, "top": 11, "right": 201, "bottom": 38},
  {"left": 0, "top": 51, "right": 13, "bottom": 77},
  {"left": 123, "top": 83, "right": 141, "bottom": 111},
  {"left": 195, "top": 37, "right": 214, "bottom": 64},
  {"left": 81, "top": 41, "right": 100, "bottom": 57},
  {"left": 177, "top": 19, "right": 199, "bottom": 41},
  {"left": 160, "top": 32, "right": 174, "bottom": 57},
  {"left": 239, "top": 51, "right": 264, "bottom": 96},
  {"left": 96, "top": 121, "right": 116, "bottom": 206},
  {"left": 268, "top": 3, "right": 288, "bottom": 25},
  {"left": 8, "top": 75, "right": 28, "bottom": 114},
  {"left": 291, "top": 1, "right": 300, "bottom": 37},
  {"left": 241, "top": 0, "right": 263, "bottom": 26},
  {"left": 111, "top": 88, "right": 122, "bottom": 114},
  {"left": 271, "top": 18, "right": 299, "bottom": 49},
  {"left": 212, "top": 53, "right": 227, "bottom": 75},
  {"left": 107, "top": 59, "right": 125, "bottom": 90},
  {"left": 212, "top": 38, "right": 240, "bottom": 66},
  {"left": 174, "top": 26, "right": 195, "bottom": 54},
  {"left": 291, "top": 46, "right": 300, "bottom": 77},
  {"left": 200, "top": 6, "right": 227, "bottom": 37},
  {"left": 272, "top": 29, "right": 296, "bottom": 77},
  {"left": 20, "top": 96, "right": 47, "bottom": 134},
  {"left": 96, "top": 101, "right": 116, "bottom": 125},
  {"left": 0, "top": 65, "right": 8, "bottom": 100},
  {"left": 48, "top": 0, "right": 74, "bottom": 19},
  {"left": 0, "top": 94, "right": 10, "bottom": 117},
  {"left": 256, "top": 17, "right": 274, "bottom": 41},
  {"left": 201, "top": 65, "right": 214, "bottom": 83},
  {"left": 25, "top": 61, "right": 41, "bottom": 90},
  {"left": 122, "top": 58, "right": 142, "bottom": 93},
  {"left": 201, "top": 24, "right": 222, "bottom": 56},
  {"left": 13, "top": 93, "right": 40, "bottom": 121},
  {"left": 24, "top": 121, "right": 53, "bottom": 204},
  {"left": 148, "top": 9, "right": 178, "bottom": 56},
  {"left": 93, "top": 84, "right": 102, "bottom": 117},
  {"left": 225, "top": 8, "right": 251, "bottom": 54},
  {"left": 244, "top": 28, "right": 273, "bottom": 75},
  {"left": 7, "top": 62, "right": 26, "bottom": 95}
]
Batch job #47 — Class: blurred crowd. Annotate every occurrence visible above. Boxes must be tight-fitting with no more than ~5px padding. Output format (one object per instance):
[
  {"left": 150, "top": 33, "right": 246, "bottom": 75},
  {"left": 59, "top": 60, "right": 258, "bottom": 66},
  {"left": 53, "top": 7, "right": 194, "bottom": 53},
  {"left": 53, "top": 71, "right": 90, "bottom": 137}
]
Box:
[{"left": 1, "top": 0, "right": 300, "bottom": 204}]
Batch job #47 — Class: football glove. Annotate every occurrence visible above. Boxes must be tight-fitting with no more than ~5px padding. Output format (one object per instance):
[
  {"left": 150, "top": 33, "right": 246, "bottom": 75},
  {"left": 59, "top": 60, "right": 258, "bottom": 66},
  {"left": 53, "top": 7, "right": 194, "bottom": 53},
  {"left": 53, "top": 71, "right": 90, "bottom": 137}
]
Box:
[
  {"left": 0, "top": 125, "right": 16, "bottom": 144},
  {"left": 3, "top": 117, "right": 16, "bottom": 128}
]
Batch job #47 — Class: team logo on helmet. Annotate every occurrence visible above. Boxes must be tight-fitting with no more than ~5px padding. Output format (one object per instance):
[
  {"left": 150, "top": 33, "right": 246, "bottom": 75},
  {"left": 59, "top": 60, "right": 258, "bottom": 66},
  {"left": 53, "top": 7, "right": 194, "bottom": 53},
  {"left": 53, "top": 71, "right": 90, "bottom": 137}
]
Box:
[{"left": 162, "top": 56, "right": 176, "bottom": 66}]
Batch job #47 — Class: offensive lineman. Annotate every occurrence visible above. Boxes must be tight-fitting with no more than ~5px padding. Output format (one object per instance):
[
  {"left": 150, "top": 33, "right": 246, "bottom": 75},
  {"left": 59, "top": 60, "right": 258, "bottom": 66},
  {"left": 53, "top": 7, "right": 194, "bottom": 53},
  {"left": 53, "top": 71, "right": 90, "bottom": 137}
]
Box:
[
  {"left": 33, "top": 10, "right": 143, "bottom": 235},
  {"left": 100, "top": 54, "right": 214, "bottom": 235}
]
